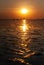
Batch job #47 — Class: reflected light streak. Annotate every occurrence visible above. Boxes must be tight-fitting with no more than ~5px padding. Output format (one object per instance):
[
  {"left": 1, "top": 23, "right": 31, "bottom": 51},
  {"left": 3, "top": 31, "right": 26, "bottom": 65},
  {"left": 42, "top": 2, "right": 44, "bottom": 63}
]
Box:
[
  {"left": 24, "top": 52, "right": 35, "bottom": 58},
  {"left": 22, "top": 20, "right": 28, "bottom": 32},
  {"left": 22, "top": 24, "right": 27, "bottom": 32},
  {"left": 19, "top": 19, "right": 31, "bottom": 32}
]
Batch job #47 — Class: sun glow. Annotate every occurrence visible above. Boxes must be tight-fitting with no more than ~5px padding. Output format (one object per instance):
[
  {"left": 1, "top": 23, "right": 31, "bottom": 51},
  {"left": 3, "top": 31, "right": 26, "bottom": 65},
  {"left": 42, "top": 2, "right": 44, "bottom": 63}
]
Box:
[{"left": 21, "top": 8, "right": 28, "bottom": 14}]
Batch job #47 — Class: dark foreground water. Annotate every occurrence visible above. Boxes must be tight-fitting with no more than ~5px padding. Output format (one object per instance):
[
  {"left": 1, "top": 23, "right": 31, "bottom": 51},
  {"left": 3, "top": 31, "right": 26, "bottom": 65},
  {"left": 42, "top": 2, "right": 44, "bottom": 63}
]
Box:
[{"left": 0, "top": 19, "right": 44, "bottom": 65}]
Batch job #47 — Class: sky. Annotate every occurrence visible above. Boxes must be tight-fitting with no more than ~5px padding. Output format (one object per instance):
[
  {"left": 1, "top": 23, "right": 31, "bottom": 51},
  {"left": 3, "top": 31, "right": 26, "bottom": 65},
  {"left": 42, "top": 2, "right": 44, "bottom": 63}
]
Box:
[{"left": 0, "top": 0, "right": 44, "bottom": 19}]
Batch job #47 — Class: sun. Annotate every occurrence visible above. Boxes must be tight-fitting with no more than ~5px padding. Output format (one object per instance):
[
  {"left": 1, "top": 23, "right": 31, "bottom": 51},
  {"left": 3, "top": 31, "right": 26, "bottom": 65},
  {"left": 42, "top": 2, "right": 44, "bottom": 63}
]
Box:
[{"left": 21, "top": 8, "right": 28, "bottom": 14}]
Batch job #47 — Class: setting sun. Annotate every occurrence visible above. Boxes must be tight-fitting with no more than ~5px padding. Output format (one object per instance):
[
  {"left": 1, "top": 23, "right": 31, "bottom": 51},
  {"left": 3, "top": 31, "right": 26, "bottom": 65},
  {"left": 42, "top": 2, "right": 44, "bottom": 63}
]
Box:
[{"left": 21, "top": 8, "right": 28, "bottom": 14}]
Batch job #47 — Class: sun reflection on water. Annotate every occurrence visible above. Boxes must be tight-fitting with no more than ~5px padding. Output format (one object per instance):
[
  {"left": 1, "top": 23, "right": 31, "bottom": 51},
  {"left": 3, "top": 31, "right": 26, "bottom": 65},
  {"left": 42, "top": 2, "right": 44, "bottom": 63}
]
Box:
[
  {"left": 19, "top": 19, "right": 31, "bottom": 33},
  {"left": 19, "top": 19, "right": 31, "bottom": 48},
  {"left": 17, "top": 19, "right": 32, "bottom": 55},
  {"left": 22, "top": 19, "right": 28, "bottom": 32}
]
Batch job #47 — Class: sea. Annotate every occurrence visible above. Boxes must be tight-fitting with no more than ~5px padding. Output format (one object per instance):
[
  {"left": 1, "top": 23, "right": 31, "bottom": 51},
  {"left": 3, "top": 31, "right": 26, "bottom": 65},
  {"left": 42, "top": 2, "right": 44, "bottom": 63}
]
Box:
[{"left": 0, "top": 19, "right": 44, "bottom": 65}]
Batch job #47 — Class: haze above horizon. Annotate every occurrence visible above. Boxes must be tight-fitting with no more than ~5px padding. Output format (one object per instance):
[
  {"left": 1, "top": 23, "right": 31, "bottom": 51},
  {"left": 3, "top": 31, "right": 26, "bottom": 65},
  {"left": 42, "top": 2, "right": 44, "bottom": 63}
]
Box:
[{"left": 0, "top": 0, "right": 44, "bottom": 19}]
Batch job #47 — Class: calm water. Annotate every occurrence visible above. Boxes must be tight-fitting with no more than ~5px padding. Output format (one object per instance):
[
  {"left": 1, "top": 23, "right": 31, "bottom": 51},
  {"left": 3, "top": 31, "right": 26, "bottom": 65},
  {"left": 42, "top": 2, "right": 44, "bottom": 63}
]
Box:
[{"left": 0, "top": 19, "right": 44, "bottom": 65}]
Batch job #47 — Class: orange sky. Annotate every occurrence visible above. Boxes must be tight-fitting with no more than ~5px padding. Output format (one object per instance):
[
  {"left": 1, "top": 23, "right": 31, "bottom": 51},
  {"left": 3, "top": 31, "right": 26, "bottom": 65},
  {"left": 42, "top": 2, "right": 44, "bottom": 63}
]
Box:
[
  {"left": 0, "top": 0, "right": 44, "bottom": 19},
  {"left": 0, "top": 9, "right": 44, "bottom": 19}
]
